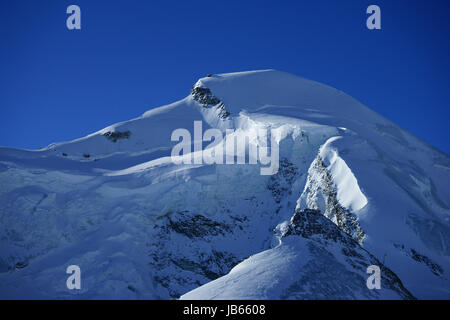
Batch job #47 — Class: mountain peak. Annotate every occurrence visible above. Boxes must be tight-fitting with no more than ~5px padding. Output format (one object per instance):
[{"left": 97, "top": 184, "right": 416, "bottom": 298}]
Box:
[{"left": 1, "top": 70, "right": 449, "bottom": 299}]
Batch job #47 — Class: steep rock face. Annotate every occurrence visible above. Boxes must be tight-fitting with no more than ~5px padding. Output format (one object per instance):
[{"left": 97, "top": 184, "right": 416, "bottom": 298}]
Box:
[
  {"left": 393, "top": 243, "right": 444, "bottom": 278},
  {"left": 299, "top": 155, "right": 365, "bottom": 244},
  {"left": 190, "top": 84, "right": 230, "bottom": 119},
  {"left": 282, "top": 209, "right": 415, "bottom": 299},
  {"left": 181, "top": 208, "right": 415, "bottom": 300},
  {"left": 149, "top": 211, "right": 241, "bottom": 298},
  {"left": 190, "top": 86, "right": 221, "bottom": 106}
]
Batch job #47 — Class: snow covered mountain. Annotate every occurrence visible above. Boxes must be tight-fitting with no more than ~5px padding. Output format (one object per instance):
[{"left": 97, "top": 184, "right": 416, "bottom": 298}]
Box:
[{"left": 0, "top": 70, "right": 449, "bottom": 299}]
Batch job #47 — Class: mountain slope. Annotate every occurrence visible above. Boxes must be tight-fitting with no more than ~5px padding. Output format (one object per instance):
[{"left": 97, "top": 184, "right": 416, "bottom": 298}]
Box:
[
  {"left": 181, "top": 209, "right": 415, "bottom": 300},
  {"left": 0, "top": 70, "right": 449, "bottom": 299}
]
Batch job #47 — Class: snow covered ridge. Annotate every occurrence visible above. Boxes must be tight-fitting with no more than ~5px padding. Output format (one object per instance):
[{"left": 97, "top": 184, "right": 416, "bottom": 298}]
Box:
[
  {"left": 1, "top": 69, "right": 450, "bottom": 299},
  {"left": 181, "top": 209, "right": 415, "bottom": 300}
]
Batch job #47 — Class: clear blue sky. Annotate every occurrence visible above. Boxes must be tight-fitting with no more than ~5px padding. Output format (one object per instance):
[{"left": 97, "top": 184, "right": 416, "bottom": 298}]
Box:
[{"left": 1, "top": 0, "right": 449, "bottom": 154}]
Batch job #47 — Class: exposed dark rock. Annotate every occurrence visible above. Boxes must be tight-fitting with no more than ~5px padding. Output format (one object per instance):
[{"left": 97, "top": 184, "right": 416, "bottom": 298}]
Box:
[
  {"left": 283, "top": 209, "right": 347, "bottom": 243},
  {"left": 303, "top": 155, "right": 365, "bottom": 244},
  {"left": 190, "top": 86, "right": 230, "bottom": 119},
  {"left": 103, "top": 130, "right": 131, "bottom": 143},
  {"left": 191, "top": 86, "right": 220, "bottom": 106},
  {"left": 127, "top": 284, "right": 137, "bottom": 292},
  {"left": 170, "top": 250, "right": 237, "bottom": 280},
  {"left": 167, "top": 212, "right": 232, "bottom": 239},
  {"left": 149, "top": 211, "right": 241, "bottom": 298},
  {"left": 283, "top": 208, "right": 416, "bottom": 300},
  {"left": 267, "top": 158, "right": 298, "bottom": 204},
  {"left": 215, "top": 102, "right": 230, "bottom": 119},
  {"left": 14, "top": 261, "right": 28, "bottom": 269},
  {"left": 393, "top": 243, "right": 444, "bottom": 277}
]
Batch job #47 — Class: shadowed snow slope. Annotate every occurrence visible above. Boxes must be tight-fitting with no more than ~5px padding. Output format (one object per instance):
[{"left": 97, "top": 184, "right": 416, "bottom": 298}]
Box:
[{"left": 1, "top": 70, "right": 449, "bottom": 299}]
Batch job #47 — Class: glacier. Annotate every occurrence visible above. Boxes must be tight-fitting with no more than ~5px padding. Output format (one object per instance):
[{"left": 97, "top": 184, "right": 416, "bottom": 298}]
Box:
[{"left": 0, "top": 70, "right": 449, "bottom": 299}]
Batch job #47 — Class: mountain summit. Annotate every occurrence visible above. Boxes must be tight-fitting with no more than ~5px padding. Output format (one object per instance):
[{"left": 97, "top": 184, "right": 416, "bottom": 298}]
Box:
[{"left": 1, "top": 70, "right": 449, "bottom": 299}]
